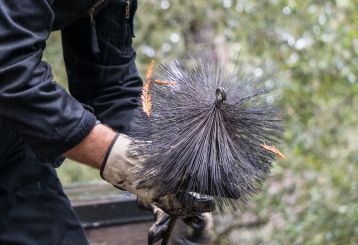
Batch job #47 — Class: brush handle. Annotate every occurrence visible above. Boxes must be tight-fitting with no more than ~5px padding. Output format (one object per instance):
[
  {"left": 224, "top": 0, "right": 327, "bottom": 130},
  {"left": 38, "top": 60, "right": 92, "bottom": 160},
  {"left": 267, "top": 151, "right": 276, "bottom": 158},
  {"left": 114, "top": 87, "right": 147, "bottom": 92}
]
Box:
[{"left": 161, "top": 216, "right": 177, "bottom": 245}]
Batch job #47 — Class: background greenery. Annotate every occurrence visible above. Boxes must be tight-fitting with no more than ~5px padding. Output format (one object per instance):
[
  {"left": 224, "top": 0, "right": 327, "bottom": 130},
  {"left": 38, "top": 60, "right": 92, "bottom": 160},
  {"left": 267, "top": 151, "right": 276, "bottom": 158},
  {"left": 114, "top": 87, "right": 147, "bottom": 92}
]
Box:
[{"left": 43, "top": 0, "right": 358, "bottom": 244}]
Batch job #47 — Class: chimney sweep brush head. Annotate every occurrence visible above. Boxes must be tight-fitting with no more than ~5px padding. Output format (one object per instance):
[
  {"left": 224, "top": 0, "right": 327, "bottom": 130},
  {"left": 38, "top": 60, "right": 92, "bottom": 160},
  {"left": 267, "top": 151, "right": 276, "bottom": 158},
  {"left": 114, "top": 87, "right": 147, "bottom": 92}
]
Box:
[{"left": 130, "top": 57, "right": 284, "bottom": 212}]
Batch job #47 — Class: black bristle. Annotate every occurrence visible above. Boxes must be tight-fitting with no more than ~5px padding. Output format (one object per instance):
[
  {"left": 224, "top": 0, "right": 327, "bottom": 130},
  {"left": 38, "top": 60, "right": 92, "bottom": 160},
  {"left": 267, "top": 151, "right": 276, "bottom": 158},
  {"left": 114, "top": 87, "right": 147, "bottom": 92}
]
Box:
[{"left": 129, "top": 56, "right": 283, "bottom": 212}]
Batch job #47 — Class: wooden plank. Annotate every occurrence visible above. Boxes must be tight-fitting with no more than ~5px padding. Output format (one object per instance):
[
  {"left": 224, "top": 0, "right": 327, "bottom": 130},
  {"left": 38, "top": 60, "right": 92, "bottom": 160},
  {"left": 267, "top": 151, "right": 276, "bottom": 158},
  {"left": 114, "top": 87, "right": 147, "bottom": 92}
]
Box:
[
  {"left": 64, "top": 182, "right": 154, "bottom": 228},
  {"left": 86, "top": 222, "right": 153, "bottom": 245}
]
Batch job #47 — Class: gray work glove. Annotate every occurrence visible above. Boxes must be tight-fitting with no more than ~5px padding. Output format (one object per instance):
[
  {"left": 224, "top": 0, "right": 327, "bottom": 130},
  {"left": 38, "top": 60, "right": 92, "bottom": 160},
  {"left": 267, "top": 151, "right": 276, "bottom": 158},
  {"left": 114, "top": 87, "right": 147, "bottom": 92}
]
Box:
[
  {"left": 101, "top": 134, "right": 215, "bottom": 216},
  {"left": 138, "top": 202, "right": 213, "bottom": 245}
]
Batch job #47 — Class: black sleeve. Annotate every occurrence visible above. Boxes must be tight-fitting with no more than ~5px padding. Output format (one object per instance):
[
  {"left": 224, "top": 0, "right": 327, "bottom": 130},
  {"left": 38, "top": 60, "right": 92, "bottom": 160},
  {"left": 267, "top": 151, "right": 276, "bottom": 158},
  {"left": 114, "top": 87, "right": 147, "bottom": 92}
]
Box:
[
  {"left": 61, "top": 0, "right": 142, "bottom": 134},
  {"left": 0, "top": 0, "right": 97, "bottom": 162}
]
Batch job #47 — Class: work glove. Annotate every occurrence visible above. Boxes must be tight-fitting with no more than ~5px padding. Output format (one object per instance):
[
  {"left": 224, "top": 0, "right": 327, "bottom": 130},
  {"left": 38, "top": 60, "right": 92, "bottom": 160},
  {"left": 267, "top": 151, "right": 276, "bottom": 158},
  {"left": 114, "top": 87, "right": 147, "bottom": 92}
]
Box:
[
  {"left": 101, "top": 134, "right": 215, "bottom": 216},
  {"left": 138, "top": 202, "right": 213, "bottom": 245}
]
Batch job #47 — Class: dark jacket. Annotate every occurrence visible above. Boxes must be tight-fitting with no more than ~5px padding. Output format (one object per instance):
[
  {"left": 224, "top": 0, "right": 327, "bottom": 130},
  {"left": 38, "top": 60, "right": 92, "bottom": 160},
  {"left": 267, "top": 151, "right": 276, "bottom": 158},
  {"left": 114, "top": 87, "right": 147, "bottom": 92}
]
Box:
[{"left": 0, "top": 0, "right": 142, "bottom": 163}]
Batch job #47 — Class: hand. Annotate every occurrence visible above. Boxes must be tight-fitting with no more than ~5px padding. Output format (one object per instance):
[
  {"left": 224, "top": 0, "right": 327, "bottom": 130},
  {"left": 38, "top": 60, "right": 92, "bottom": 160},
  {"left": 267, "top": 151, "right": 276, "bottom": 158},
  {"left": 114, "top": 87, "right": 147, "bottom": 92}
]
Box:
[
  {"left": 101, "top": 133, "right": 215, "bottom": 216},
  {"left": 140, "top": 202, "right": 213, "bottom": 245}
]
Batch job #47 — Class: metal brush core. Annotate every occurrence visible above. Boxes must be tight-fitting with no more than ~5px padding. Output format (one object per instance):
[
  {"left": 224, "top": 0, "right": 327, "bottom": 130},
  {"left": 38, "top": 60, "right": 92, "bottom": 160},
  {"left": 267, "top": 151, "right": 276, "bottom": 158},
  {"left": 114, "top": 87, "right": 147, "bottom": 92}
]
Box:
[{"left": 215, "top": 87, "right": 226, "bottom": 106}]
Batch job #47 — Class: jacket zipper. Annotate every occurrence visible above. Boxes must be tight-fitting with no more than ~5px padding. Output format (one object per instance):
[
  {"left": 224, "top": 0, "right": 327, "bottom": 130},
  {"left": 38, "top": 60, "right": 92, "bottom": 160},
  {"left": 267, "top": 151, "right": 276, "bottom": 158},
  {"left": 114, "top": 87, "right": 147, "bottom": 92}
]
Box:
[
  {"left": 125, "top": 0, "right": 132, "bottom": 19},
  {"left": 88, "top": 0, "right": 132, "bottom": 54},
  {"left": 125, "top": 0, "right": 135, "bottom": 38},
  {"left": 88, "top": 0, "right": 106, "bottom": 55},
  {"left": 89, "top": 0, "right": 106, "bottom": 18}
]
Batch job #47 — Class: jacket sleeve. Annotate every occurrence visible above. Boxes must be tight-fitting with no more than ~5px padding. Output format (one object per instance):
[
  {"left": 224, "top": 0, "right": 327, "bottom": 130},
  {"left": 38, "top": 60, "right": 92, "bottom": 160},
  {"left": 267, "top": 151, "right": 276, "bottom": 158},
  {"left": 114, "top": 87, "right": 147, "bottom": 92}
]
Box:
[
  {"left": 61, "top": 0, "right": 142, "bottom": 134},
  {"left": 0, "top": 0, "right": 97, "bottom": 162}
]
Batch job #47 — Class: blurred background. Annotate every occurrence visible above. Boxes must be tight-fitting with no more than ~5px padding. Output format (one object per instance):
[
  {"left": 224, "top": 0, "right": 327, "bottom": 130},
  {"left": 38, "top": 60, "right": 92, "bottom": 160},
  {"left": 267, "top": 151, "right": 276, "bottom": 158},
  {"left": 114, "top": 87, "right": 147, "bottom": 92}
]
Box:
[{"left": 43, "top": 0, "right": 358, "bottom": 244}]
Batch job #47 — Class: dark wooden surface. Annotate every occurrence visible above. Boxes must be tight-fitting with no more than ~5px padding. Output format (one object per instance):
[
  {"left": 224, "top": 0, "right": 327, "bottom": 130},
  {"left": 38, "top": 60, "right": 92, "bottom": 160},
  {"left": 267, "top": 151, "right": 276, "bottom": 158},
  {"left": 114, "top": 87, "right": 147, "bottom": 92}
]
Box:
[
  {"left": 85, "top": 220, "right": 188, "bottom": 245},
  {"left": 85, "top": 222, "right": 153, "bottom": 245}
]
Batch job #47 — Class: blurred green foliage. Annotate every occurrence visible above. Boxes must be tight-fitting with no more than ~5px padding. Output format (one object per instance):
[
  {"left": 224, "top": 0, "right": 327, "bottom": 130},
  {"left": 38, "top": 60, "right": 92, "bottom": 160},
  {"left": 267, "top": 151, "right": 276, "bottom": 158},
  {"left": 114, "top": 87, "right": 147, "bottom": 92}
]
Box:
[{"left": 43, "top": 0, "right": 358, "bottom": 244}]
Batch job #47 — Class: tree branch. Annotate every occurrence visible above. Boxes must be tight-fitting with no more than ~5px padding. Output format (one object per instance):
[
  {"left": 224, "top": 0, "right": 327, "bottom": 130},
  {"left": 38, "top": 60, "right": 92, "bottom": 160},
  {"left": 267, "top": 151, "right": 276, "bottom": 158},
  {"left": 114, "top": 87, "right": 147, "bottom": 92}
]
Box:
[{"left": 214, "top": 218, "right": 269, "bottom": 244}]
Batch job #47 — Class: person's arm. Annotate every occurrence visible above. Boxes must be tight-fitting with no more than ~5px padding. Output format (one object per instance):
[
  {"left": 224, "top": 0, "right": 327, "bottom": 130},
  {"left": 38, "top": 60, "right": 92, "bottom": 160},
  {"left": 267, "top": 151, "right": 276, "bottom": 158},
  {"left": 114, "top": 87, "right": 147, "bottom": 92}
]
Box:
[
  {"left": 63, "top": 124, "right": 116, "bottom": 169},
  {"left": 0, "top": 0, "right": 97, "bottom": 162}
]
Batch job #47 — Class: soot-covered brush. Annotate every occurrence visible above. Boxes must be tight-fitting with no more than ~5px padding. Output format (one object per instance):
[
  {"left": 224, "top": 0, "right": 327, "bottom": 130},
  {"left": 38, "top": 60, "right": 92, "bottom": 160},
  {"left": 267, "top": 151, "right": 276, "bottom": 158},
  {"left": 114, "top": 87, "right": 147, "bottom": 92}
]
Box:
[{"left": 129, "top": 56, "right": 285, "bottom": 213}]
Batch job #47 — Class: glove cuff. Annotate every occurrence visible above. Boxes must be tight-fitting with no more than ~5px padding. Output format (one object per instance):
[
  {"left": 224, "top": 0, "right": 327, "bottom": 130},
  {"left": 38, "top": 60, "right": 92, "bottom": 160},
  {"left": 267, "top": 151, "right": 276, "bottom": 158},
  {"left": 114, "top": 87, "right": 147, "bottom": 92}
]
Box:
[{"left": 100, "top": 133, "right": 120, "bottom": 180}]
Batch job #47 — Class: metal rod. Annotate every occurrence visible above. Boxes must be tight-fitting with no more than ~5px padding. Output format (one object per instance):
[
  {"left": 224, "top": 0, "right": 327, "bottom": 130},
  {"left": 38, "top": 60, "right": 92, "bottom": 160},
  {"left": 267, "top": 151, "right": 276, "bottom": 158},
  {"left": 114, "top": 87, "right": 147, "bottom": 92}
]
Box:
[{"left": 161, "top": 216, "right": 177, "bottom": 245}]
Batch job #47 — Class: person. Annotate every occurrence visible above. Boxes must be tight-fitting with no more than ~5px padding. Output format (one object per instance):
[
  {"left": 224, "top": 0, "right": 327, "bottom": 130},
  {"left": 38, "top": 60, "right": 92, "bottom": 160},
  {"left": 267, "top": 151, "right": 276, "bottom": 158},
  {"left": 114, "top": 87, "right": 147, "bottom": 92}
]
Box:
[{"left": 0, "top": 0, "right": 213, "bottom": 244}]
